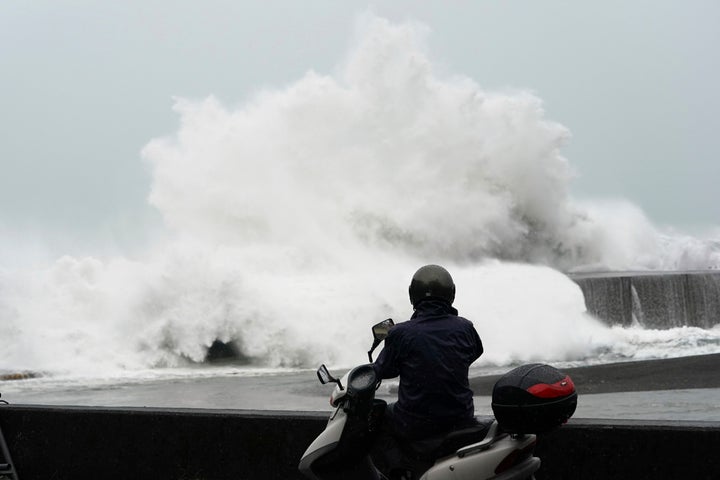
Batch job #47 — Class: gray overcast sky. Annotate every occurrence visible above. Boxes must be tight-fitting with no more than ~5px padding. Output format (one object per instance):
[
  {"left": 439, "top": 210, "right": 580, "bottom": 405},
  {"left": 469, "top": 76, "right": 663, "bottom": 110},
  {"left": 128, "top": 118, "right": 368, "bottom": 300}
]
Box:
[{"left": 1, "top": 0, "right": 719, "bottom": 252}]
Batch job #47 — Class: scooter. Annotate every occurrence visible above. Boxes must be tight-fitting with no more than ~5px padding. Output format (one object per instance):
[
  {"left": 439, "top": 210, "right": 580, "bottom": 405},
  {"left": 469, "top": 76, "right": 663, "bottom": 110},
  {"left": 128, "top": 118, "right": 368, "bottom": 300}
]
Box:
[{"left": 298, "top": 319, "right": 577, "bottom": 480}]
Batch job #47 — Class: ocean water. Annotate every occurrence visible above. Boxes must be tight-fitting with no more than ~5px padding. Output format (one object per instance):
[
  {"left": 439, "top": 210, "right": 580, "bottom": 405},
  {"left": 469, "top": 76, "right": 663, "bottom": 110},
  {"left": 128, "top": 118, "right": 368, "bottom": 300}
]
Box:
[
  {"left": 3, "top": 367, "right": 720, "bottom": 422},
  {"left": 1, "top": 16, "right": 720, "bottom": 398}
]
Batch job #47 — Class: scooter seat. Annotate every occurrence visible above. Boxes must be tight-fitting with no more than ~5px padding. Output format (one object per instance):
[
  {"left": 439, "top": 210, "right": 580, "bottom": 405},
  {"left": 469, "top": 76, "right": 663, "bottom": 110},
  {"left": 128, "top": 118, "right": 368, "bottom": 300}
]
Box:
[{"left": 405, "top": 418, "right": 494, "bottom": 460}]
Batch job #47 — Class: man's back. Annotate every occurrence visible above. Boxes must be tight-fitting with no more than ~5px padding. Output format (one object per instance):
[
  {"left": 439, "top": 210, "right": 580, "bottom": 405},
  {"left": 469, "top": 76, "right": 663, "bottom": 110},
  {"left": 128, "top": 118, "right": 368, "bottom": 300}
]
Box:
[{"left": 374, "top": 299, "right": 483, "bottom": 439}]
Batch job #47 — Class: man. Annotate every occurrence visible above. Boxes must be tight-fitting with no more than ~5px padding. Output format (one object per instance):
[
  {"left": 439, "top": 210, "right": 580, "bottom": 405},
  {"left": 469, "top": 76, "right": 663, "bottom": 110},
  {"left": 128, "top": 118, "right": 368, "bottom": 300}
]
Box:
[{"left": 374, "top": 264, "right": 484, "bottom": 440}]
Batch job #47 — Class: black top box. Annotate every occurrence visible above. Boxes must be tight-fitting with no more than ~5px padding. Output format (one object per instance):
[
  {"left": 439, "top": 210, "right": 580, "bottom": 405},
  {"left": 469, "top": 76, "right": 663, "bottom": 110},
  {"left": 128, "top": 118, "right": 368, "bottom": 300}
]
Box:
[{"left": 491, "top": 363, "right": 577, "bottom": 434}]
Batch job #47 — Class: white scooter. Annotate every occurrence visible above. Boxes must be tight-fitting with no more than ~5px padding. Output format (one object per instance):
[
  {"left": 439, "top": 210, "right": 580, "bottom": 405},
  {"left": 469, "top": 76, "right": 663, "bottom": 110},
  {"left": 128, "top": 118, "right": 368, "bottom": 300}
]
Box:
[{"left": 298, "top": 319, "right": 577, "bottom": 480}]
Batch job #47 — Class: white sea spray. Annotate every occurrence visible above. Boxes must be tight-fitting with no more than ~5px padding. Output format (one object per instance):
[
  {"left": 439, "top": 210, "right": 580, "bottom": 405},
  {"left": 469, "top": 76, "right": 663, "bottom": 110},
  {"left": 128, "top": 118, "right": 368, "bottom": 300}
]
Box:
[{"left": 1, "top": 16, "right": 719, "bottom": 380}]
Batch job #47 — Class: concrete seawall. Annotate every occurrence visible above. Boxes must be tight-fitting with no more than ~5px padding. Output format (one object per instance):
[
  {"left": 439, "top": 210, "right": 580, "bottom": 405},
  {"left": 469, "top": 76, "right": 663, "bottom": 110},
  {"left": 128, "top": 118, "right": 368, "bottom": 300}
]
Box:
[
  {"left": 1, "top": 405, "right": 718, "bottom": 479},
  {"left": 570, "top": 270, "right": 720, "bottom": 328}
]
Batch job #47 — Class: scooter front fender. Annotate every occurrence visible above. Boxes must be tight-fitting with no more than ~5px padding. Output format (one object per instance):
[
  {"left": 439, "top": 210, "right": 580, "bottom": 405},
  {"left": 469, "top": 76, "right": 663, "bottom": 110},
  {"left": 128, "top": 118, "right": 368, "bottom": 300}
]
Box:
[{"left": 298, "top": 408, "right": 348, "bottom": 478}]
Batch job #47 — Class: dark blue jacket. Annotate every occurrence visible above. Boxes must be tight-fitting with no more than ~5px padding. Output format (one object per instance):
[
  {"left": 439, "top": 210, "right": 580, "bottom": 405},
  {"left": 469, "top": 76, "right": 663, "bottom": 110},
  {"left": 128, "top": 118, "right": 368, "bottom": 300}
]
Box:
[{"left": 373, "top": 300, "right": 483, "bottom": 439}]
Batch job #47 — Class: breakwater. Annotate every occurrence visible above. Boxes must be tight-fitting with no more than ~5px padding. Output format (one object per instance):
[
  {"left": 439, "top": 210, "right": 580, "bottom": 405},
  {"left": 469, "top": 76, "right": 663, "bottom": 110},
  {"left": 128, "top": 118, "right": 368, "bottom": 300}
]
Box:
[
  {"left": 0, "top": 405, "right": 718, "bottom": 480},
  {"left": 570, "top": 271, "right": 720, "bottom": 328}
]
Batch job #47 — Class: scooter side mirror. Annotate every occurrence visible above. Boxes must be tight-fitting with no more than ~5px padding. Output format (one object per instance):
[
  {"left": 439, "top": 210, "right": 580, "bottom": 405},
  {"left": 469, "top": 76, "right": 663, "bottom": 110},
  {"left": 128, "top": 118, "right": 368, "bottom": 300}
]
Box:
[
  {"left": 372, "top": 318, "right": 395, "bottom": 342},
  {"left": 368, "top": 318, "right": 395, "bottom": 362},
  {"left": 317, "top": 364, "right": 343, "bottom": 390}
]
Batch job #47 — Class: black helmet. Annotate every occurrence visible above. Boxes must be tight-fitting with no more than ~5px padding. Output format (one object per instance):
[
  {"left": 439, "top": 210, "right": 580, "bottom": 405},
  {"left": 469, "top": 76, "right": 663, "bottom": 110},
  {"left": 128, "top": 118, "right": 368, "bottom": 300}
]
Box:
[{"left": 409, "top": 264, "right": 456, "bottom": 307}]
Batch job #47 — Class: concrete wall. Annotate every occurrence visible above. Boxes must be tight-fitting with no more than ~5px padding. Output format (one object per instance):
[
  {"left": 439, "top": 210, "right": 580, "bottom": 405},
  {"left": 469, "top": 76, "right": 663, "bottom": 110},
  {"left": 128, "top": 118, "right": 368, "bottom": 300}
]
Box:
[
  {"left": 1, "top": 405, "right": 719, "bottom": 480},
  {"left": 0, "top": 405, "right": 325, "bottom": 480},
  {"left": 535, "top": 419, "right": 720, "bottom": 479},
  {"left": 571, "top": 271, "right": 720, "bottom": 328}
]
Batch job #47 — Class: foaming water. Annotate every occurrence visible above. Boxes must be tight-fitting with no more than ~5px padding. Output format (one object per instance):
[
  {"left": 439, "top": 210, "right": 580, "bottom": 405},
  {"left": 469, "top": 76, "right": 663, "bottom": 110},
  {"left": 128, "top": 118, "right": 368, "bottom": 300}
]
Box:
[{"left": 1, "top": 16, "right": 720, "bottom": 382}]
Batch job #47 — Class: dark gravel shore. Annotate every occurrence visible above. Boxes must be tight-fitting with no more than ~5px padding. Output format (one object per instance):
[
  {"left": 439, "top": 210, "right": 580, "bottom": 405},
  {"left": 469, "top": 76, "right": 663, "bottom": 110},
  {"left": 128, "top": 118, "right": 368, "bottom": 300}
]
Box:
[{"left": 470, "top": 353, "right": 720, "bottom": 395}]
